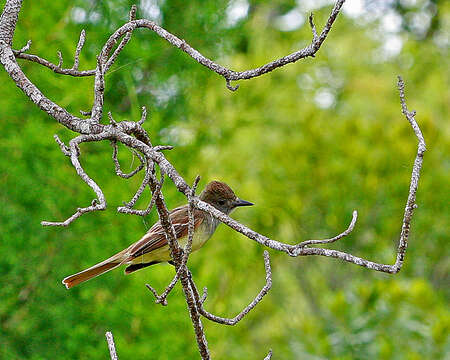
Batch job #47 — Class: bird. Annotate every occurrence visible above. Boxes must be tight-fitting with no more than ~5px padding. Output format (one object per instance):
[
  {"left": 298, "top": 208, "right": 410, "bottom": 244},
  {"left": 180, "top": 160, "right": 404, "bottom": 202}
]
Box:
[{"left": 62, "top": 181, "right": 253, "bottom": 289}]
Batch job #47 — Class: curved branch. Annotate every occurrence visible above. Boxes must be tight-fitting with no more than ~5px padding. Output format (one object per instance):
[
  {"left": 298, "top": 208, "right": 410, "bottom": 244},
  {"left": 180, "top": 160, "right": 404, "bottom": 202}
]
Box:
[
  {"left": 191, "top": 251, "right": 272, "bottom": 326},
  {"left": 41, "top": 134, "right": 108, "bottom": 226},
  {"left": 91, "top": 0, "right": 344, "bottom": 93},
  {"left": 192, "top": 78, "right": 425, "bottom": 274},
  {"left": 118, "top": 166, "right": 163, "bottom": 216},
  {"left": 111, "top": 140, "right": 145, "bottom": 179}
]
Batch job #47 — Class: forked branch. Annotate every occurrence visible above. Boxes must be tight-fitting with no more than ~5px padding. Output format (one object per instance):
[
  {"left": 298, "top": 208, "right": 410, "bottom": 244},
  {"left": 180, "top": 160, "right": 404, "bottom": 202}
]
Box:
[
  {"left": 41, "top": 134, "right": 108, "bottom": 226},
  {"left": 12, "top": 0, "right": 344, "bottom": 91}
]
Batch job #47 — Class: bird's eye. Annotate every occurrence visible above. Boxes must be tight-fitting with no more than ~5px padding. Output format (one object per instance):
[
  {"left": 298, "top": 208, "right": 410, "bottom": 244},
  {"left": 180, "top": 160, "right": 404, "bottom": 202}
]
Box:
[{"left": 218, "top": 200, "right": 225, "bottom": 206}]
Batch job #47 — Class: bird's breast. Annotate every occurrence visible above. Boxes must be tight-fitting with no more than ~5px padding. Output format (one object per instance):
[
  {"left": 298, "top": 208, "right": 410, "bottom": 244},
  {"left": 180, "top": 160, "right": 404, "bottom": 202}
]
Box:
[{"left": 185, "top": 218, "right": 218, "bottom": 251}]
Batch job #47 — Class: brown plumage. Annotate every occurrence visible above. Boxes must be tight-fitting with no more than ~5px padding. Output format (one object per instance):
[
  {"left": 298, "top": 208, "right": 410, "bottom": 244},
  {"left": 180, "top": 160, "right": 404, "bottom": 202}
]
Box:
[{"left": 62, "top": 181, "right": 253, "bottom": 289}]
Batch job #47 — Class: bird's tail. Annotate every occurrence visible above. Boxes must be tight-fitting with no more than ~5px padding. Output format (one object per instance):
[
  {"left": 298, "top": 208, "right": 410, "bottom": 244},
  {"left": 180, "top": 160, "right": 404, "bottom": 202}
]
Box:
[{"left": 62, "top": 253, "right": 125, "bottom": 289}]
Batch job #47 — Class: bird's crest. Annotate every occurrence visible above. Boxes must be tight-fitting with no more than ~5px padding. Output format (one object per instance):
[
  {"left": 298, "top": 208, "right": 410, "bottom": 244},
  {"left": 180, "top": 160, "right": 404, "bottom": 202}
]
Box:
[{"left": 200, "top": 181, "right": 236, "bottom": 203}]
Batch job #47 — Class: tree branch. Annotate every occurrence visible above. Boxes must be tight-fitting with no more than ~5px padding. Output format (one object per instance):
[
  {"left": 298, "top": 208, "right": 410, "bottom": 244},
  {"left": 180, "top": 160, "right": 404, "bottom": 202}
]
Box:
[
  {"left": 41, "top": 134, "right": 108, "bottom": 226},
  {"left": 111, "top": 140, "right": 145, "bottom": 179},
  {"left": 105, "top": 331, "right": 119, "bottom": 360},
  {"left": 0, "top": 0, "right": 22, "bottom": 45},
  {"left": 145, "top": 176, "right": 201, "bottom": 306},
  {"left": 191, "top": 77, "right": 425, "bottom": 275},
  {"left": 191, "top": 251, "right": 272, "bottom": 326}
]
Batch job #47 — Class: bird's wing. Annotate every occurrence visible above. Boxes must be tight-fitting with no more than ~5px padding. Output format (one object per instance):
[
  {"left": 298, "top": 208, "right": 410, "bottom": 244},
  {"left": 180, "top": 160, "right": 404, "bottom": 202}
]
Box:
[{"left": 126, "top": 206, "right": 205, "bottom": 260}]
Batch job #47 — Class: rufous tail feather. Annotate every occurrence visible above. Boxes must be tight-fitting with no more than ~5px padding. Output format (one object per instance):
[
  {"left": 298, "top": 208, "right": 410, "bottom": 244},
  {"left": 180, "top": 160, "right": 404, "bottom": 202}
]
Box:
[{"left": 62, "top": 259, "right": 122, "bottom": 289}]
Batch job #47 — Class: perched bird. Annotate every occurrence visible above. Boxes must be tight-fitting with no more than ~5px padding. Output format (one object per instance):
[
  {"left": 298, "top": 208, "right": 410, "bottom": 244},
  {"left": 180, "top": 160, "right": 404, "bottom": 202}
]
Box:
[{"left": 62, "top": 181, "right": 253, "bottom": 289}]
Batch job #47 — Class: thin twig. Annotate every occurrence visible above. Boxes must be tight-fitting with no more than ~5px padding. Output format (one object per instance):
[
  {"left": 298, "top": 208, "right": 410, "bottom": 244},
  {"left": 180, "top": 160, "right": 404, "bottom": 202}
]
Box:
[
  {"left": 296, "top": 210, "right": 357, "bottom": 247},
  {"left": 147, "top": 174, "right": 209, "bottom": 359},
  {"left": 41, "top": 134, "right": 108, "bottom": 226},
  {"left": 105, "top": 331, "right": 119, "bottom": 360},
  {"left": 56, "top": 50, "right": 63, "bottom": 68},
  {"left": 14, "top": 28, "right": 94, "bottom": 76},
  {"left": 153, "top": 145, "right": 174, "bottom": 152},
  {"left": 138, "top": 106, "right": 147, "bottom": 125},
  {"left": 53, "top": 134, "right": 71, "bottom": 156},
  {"left": 15, "top": 51, "right": 95, "bottom": 76},
  {"left": 12, "top": 39, "right": 31, "bottom": 54},
  {"left": 73, "top": 29, "right": 86, "bottom": 70},
  {"left": 118, "top": 170, "right": 164, "bottom": 216},
  {"left": 111, "top": 140, "right": 145, "bottom": 179},
  {"left": 104, "top": 5, "right": 136, "bottom": 73},
  {"left": 191, "top": 251, "right": 272, "bottom": 326},
  {"left": 117, "top": 162, "right": 152, "bottom": 213},
  {"left": 393, "top": 75, "right": 426, "bottom": 272},
  {"left": 309, "top": 13, "right": 318, "bottom": 41}
]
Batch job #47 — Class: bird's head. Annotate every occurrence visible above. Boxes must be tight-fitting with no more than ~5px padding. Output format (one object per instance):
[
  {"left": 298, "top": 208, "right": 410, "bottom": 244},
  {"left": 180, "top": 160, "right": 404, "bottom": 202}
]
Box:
[{"left": 200, "top": 181, "right": 253, "bottom": 214}]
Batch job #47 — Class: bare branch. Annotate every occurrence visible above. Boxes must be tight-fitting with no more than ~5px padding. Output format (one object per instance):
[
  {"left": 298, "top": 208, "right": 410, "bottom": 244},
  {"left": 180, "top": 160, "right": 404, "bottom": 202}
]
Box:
[
  {"left": 192, "top": 251, "right": 272, "bottom": 326},
  {"left": 117, "top": 162, "right": 154, "bottom": 215},
  {"left": 145, "top": 283, "right": 169, "bottom": 306},
  {"left": 145, "top": 173, "right": 209, "bottom": 359},
  {"left": 41, "top": 134, "right": 108, "bottom": 226},
  {"left": 111, "top": 140, "right": 145, "bottom": 179},
  {"left": 138, "top": 106, "right": 147, "bottom": 125},
  {"left": 13, "top": 28, "right": 94, "bottom": 76},
  {"left": 105, "top": 331, "right": 119, "bottom": 360},
  {"left": 0, "top": 0, "right": 22, "bottom": 45},
  {"left": 73, "top": 29, "right": 85, "bottom": 70},
  {"left": 12, "top": 39, "right": 31, "bottom": 54},
  {"left": 308, "top": 13, "right": 318, "bottom": 42},
  {"left": 104, "top": 4, "right": 134, "bottom": 74},
  {"left": 56, "top": 50, "right": 63, "bottom": 68},
  {"left": 193, "top": 199, "right": 354, "bottom": 256},
  {"left": 91, "top": 55, "right": 105, "bottom": 123},
  {"left": 53, "top": 134, "right": 71, "bottom": 156},
  {"left": 145, "top": 272, "right": 175, "bottom": 306},
  {"left": 192, "top": 78, "right": 425, "bottom": 274},
  {"left": 93, "top": 0, "right": 345, "bottom": 92},
  {"left": 2, "top": 2, "right": 427, "bottom": 359},
  {"left": 145, "top": 176, "right": 201, "bottom": 306},
  {"left": 15, "top": 51, "right": 96, "bottom": 76},
  {"left": 0, "top": 41, "right": 100, "bottom": 133},
  {"left": 226, "top": 79, "right": 239, "bottom": 92},
  {"left": 183, "top": 175, "right": 201, "bottom": 264},
  {"left": 393, "top": 75, "right": 426, "bottom": 272},
  {"left": 108, "top": 111, "right": 118, "bottom": 126},
  {"left": 120, "top": 172, "right": 163, "bottom": 217},
  {"left": 297, "top": 210, "right": 357, "bottom": 247},
  {"left": 128, "top": 4, "right": 137, "bottom": 21}
]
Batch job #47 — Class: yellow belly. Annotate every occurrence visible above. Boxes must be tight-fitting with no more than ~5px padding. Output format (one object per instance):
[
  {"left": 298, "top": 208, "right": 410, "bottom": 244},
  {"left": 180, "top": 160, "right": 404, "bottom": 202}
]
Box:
[{"left": 130, "top": 223, "right": 212, "bottom": 265}]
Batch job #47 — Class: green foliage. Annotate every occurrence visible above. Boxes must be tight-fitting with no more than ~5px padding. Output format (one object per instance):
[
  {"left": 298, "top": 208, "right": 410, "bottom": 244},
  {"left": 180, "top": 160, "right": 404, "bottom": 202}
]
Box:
[{"left": 1, "top": 1, "right": 449, "bottom": 359}]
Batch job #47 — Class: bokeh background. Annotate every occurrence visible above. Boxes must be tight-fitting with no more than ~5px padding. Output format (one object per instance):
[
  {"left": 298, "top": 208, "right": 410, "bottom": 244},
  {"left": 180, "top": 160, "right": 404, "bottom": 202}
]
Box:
[{"left": 1, "top": 0, "right": 448, "bottom": 359}]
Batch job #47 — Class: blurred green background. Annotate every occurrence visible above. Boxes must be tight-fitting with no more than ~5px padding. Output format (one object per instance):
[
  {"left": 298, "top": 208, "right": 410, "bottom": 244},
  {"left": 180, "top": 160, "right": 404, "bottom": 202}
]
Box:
[{"left": 1, "top": 0, "right": 449, "bottom": 359}]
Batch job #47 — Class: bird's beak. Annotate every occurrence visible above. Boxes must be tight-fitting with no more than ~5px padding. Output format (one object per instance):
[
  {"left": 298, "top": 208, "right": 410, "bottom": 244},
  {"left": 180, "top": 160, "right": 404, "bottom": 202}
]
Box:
[{"left": 234, "top": 198, "right": 254, "bottom": 207}]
